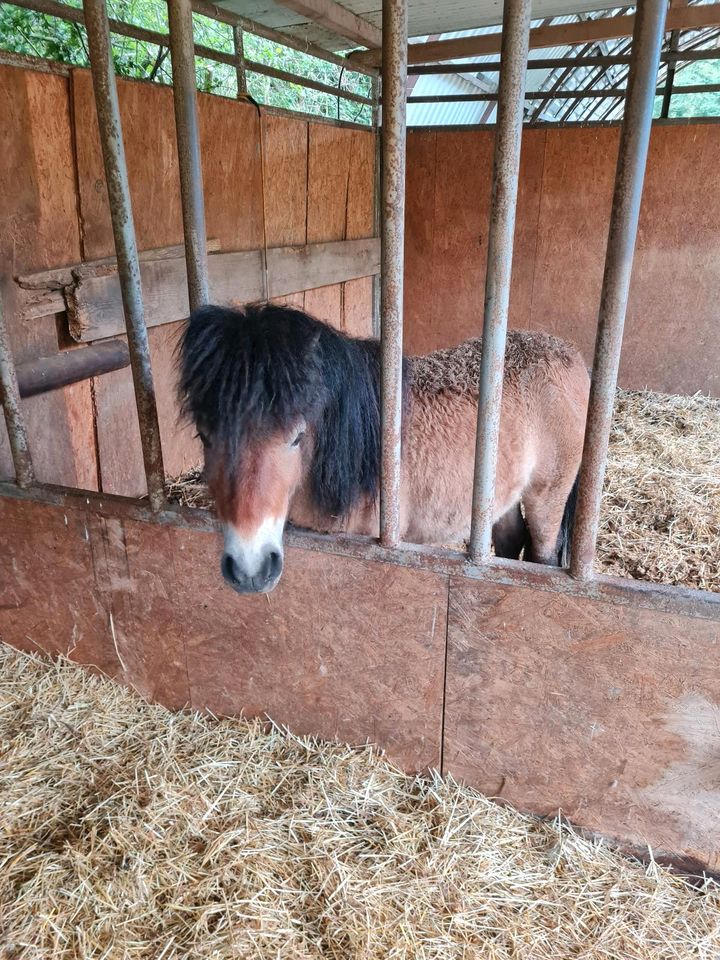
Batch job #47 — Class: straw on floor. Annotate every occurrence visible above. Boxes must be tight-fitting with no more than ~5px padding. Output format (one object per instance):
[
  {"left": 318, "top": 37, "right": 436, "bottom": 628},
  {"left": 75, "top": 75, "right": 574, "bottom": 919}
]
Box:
[
  {"left": 167, "top": 388, "right": 720, "bottom": 592},
  {"left": 1, "top": 643, "right": 718, "bottom": 959}
]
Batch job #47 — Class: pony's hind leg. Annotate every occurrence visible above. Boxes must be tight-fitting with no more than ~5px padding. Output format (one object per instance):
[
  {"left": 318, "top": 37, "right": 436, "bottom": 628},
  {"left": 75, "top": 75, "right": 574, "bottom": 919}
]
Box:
[
  {"left": 523, "top": 482, "right": 572, "bottom": 567},
  {"left": 492, "top": 503, "right": 528, "bottom": 560}
]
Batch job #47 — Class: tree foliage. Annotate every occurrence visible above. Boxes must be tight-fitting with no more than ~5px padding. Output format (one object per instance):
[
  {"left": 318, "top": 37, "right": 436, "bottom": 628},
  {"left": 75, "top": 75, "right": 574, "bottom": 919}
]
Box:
[{"left": 0, "top": 0, "right": 372, "bottom": 123}]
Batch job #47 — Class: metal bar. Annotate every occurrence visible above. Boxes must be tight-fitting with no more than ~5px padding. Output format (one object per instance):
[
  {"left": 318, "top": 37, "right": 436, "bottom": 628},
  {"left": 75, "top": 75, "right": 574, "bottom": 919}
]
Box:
[
  {"left": 661, "top": 31, "right": 680, "bottom": 117},
  {"left": 570, "top": 0, "right": 667, "bottom": 581},
  {"left": 83, "top": 0, "right": 165, "bottom": 511},
  {"left": 468, "top": 0, "right": 532, "bottom": 563},
  {"left": 232, "top": 23, "right": 248, "bottom": 97},
  {"left": 371, "top": 75, "right": 381, "bottom": 339},
  {"left": 168, "top": 0, "right": 210, "bottom": 312},
  {"left": 379, "top": 0, "right": 407, "bottom": 548},
  {"left": 0, "top": 297, "right": 34, "bottom": 487},
  {"left": 16, "top": 342, "right": 131, "bottom": 398},
  {"left": 407, "top": 47, "right": 720, "bottom": 75},
  {"left": 406, "top": 83, "right": 720, "bottom": 104}
]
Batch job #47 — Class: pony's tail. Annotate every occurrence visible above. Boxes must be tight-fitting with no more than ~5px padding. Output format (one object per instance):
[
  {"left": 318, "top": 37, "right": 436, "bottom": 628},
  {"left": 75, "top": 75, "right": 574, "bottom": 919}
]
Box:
[{"left": 558, "top": 471, "right": 580, "bottom": 568}]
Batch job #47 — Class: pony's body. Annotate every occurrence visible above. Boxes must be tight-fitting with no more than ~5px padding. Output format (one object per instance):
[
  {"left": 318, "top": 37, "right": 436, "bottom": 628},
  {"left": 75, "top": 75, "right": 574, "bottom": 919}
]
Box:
[{"left": 179, "top": 304, "right": 590, "bottom": 593}]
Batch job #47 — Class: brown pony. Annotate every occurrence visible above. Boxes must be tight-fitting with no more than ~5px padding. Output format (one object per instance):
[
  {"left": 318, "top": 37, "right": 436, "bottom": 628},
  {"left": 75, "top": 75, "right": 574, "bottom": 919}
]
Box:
[{"left": 179, "top": 303, "right": 590, "bottom": 593}]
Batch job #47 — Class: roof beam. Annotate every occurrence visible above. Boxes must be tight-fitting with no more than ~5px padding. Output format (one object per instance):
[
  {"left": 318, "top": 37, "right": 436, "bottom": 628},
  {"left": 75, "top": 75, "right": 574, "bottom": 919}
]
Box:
[
  {"left": 273, "top": 0, "right": 381, "bottom": 49},
  {"left": 349, "top": 3, "right": 720, "bottom": 67}
]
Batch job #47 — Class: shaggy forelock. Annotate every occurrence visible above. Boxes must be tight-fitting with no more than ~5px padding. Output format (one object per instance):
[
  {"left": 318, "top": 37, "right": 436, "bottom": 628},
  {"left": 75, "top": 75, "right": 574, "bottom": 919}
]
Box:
[{"left": 178, "top": 303, "right": 325, "bottom": 462}]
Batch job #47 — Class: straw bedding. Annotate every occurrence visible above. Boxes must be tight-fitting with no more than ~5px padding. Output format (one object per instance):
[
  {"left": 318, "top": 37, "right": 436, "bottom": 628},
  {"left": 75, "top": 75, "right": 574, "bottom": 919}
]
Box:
[
  {"left": 168, "top": 388, "right": 720, "bottom": 592},
  {"left": 1, "top": 643, "right": 719, "bottom": 959}
]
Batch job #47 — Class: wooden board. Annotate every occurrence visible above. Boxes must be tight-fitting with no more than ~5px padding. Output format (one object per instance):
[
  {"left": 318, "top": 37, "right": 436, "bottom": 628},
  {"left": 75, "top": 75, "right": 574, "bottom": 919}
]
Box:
[
  {"left": 443, "top": 576, "right": 720, "bottom": 871},
  {"left": 260, "top": 112, "right": 308, "bottom": 248},
  {"left": 0, "top": 496, "right": 447, "bottom": 771},
  {"left": 0, "top": 66, "right": 95, "bottom": 488}
]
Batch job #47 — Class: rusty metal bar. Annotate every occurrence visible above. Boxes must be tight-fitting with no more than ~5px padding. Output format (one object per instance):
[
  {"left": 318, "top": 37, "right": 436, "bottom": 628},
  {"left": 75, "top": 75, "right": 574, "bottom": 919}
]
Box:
[
  {"left": 0, "top": 297, "right": 34, "bottom": 487},
  {"left": 233, "top": 23, "right": 248, "bottom": 98},
  {"left": 407, "top": 48, "right": 720, "bottom": 75},
  {"left": 570, "top": 0, "right": 667, "bottom": 582},
  {"left": 83, "top": 0, "right": 165, "bottom": 511},
  {"left": 661, "top": 31, "right": 680, "bottom": 118},
  {"left": 16, "top": 341, "right": 131, "bottom": 398},
  {"left": 379, "top": 0, "right": 407, "bottom": 548},
  {"left": 467, "top": 0, "right": 532, "bottom": 562},
  {"left": 168, "top": 0, "right": 210, "bottom": 312}
]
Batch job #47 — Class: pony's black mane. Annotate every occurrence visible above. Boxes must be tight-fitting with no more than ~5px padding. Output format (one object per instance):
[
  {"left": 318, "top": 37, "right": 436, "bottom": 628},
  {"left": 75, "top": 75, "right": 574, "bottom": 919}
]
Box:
[{"left": 178, "top": 302, "right": 398, "bottom": 517}]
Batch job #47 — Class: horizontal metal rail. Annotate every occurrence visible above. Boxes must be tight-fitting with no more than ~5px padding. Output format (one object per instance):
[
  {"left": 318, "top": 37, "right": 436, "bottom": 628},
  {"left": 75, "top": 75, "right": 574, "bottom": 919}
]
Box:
[
  {"left": 0, "top": 297, "right": 34, "bottom": 488},
  {"left": 570, "top": 0, "right": 667, "bottom": 581},
  {"left": 408, "top": 48, "right": 720, "bottom": 74},
  {"left": 5, "top": 0, "right": 373, "bottom": 105},
  {"left": 407, "top": 83, "right": 720, "bottom": 104},
  {"left": 16, "top": 342, "right": 131, "bottom": 398},
  {"left": 468, "top": 0, "right": 532, "bottom": 563},
  {"left": 83, "top": 0, "right": 166, "bottom": 511}
]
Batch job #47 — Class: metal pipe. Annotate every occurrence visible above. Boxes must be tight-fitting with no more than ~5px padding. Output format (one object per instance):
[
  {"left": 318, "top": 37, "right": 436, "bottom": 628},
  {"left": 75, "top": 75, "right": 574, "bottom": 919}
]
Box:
[
  {"left": 16, "top": 341, "right": 131, "bottom": 398},
  {"left": 661, "top": 31, "right": 680, "bottom": 118},
  {"left": 407, "top": 49, "right": 720, "bottom": 75},
  {"left": 0, "top": 296, "right": 34, "bottom": 487},
  {"left": 570, "top": 0, "right": 667, "bottom": 581},
  {"left": 468, "top": 0, "right": 532, "bottom": 563},
  {"left": 168, "top": 0, "right": 210, "bottom": 312},
  {"left": 233, "top": 23, "right": 248, "bottom": 98},
  {"left": 379, "top": 0, "right": 407, "bottom": 548},
  {"left": 83, "top": 0, "right": 165, "bottom": 510}
]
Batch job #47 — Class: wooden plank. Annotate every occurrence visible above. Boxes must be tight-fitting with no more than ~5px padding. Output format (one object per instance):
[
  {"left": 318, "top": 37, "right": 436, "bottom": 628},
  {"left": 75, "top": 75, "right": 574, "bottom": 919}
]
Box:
[
  {"left": 274, "top": 0, "right": 381, "bottom": 48},
  {"left": 65, "top": 239, "right": 379, "bottom": 342},
  {"left": 353, "top": 3, "right": 720, "bottom": 66},
  {"left": 304, "top": 283, "right": 343, "bottom": 327},
  {"left": 443, "top": 576, "right": 720, "bottom": 870},
  {"left": 260, "top": 112, "right": 308, "bottom": 248},
  {"left": 0, "top": 66, "right": 95, "bottom": 489}
]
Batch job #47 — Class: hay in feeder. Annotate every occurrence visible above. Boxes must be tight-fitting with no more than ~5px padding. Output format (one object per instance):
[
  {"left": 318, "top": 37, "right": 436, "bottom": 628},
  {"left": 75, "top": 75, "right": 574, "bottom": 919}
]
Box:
[
  {"left": 1, "top": 643, "right": 719, "bottom": 959},
  {"left": 166, "top": 388, "right": 720, "bottom": 592}
]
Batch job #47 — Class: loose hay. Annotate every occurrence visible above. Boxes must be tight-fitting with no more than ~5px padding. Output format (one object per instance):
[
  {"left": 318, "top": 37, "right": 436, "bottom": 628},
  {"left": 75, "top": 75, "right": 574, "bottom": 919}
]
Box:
[
  {"left": 168, "top": 387, "right": 720, "bottom": 592},
  {"left": 1, "top": 643, "right": 719, "bottom": 959}
]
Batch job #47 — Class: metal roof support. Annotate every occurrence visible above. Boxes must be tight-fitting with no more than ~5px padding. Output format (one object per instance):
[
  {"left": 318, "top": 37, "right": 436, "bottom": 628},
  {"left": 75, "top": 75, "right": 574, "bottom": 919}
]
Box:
[
  {"left": 379, "top": 0, "right": 407, "bottom": 548},
  {"left": 168, "top": 0, "right": 210, "bottom": 311},
  {"left": 83, "top": 0, "right": 166, "bottom": 510},
  {"left": 233, "top": 24, "right": 248, "bottom": 98},
  {"left": 0, "top": 296, "right": 34, "bottom": 488},
  {"left": 661, "top": 31, "right": 680, "bottom": 117},
  {"left": 467, "top": 0, "right": 532, "bottom": 563},
  {"left": 570, "top": 0, "right": 667, "bottom": 581}
]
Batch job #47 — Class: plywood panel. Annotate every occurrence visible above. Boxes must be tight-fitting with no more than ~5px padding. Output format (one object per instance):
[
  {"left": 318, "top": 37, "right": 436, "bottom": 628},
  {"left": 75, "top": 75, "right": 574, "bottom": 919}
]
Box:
[
  {"left": 343, "top": 275, "right": 373, "bottom": 337},
  {"left": 403, "top": 128, "right": 545, "bottom": 357},
  {"left": 261, "top": 112, "right": 308, "bottom": 247},
  {"left": 304, "top": 283, "right": 343, "bottom": 327},
  {"left": 444, "top": 577, "right": 720, "bottom": 870},
  {"left": 73, "top": 70, "right": 264, "bottom": 259},
  {"left": 307, "top": 123, "right": 353, "bottom": 244},
  {"left": 0, "top": 67, "right": 95, "bottom": 488},
  {"left": 170, "top": 525, "right": 448, "bottom": 771}
]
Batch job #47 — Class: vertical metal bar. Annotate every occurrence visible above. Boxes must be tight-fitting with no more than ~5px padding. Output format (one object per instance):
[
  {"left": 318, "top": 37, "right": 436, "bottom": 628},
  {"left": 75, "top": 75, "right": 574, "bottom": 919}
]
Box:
[
  {"left": 468, "top": 0, "right": 532, "bottom": 562},
  {"left": 168, "top": 0, "right": 210, "bottom": 311},
  {"left": 83, "top": 0, "right": 165, "bottom": 510},
  {"left": 379, "top": 0, "right": 407, "bottom": 547},
  {"left": 570, "top": 0, "right": 667, "bottom": 582},
  {"left": 233, "top": 23, "right": 248, "bottom": 98},
  {"left": 372, "top": 75, "right": 381, "bottom": 339},
  {"left": 0, "top": 296, "right": 34, "bottom": 487},
  {"left": 660, "top": 30, "right": 679, "bottom": 118}
]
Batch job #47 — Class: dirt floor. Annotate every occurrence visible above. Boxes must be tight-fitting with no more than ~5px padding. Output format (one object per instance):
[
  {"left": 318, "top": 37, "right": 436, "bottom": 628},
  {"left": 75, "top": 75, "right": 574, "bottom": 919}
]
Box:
[
  {"left": 1, "top": 643, "right": 719, "bottom": 959},
  {"left": 168, "top": 388, "right": 720, "bottom": 593}
]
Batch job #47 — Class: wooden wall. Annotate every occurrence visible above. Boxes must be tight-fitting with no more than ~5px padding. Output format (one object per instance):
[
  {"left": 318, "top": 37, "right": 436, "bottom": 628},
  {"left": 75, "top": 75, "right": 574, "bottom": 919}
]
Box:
[
  {"left": 2, "top": 492, "right": 719, "bottom": 873},
  {"left": 0, "top": 65, "right": 376, "bottom": 494},
  {"left": 404, "top": 124, "right": 720, "bottom": 397}
]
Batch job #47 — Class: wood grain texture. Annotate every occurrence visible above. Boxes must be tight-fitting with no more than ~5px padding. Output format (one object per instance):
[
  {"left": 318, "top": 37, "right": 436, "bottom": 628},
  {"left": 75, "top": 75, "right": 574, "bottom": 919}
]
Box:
[
  {"left": 444, "top": 576, "right": 720, "bottom": 870},
  {"left": 0, "top": 67, "right": 95, "bottom": 488},
  {"left": 261, "top": 111, "right": 308, "bottom": 248}
]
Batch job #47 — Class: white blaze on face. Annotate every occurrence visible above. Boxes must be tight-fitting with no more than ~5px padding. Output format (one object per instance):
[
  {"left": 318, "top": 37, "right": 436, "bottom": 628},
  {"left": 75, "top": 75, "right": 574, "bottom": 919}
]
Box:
[{"left": 222, "top": 515, "right": 285, "bottom": 579}]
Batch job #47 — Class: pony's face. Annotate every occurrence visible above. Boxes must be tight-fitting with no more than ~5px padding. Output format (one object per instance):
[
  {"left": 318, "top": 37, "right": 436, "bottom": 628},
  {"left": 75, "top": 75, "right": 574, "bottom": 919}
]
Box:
[{"left": 202, "top": 419, "right": 307, "bottom": 594}]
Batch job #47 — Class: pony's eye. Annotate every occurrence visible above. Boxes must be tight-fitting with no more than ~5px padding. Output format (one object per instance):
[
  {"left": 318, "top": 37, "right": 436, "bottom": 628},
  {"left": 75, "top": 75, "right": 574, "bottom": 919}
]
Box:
[
  {"left": 291, "top": 431, "right": 305, "bottom": 448},
  {"left": 197, "top": 430, "right": 210, "bottom": 448}
]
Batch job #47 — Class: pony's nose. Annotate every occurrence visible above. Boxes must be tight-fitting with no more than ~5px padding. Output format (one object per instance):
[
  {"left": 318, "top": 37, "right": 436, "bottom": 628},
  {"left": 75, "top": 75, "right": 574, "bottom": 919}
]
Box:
[
  {"left": 220, "top": 548, "right": 283, "bottom": 593},
  {"left": 259, "top": 549, "right": 283, "bottom": 585},
  {"left": 221, "top": 551, "right": 243, "bottom": 587}
]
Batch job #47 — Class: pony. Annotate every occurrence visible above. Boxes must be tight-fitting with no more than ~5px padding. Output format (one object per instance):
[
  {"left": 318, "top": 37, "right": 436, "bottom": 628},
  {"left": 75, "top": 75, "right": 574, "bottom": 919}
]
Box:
[{"left": 178, "top": 302, "right": 590, "bottom": 594}]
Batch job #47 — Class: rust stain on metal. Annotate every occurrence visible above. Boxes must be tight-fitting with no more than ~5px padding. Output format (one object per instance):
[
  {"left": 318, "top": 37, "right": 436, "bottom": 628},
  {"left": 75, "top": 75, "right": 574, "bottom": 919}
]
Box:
[
  {"left": 83, "top": 0, "right": 165, "bottom": 510},
  {"left": 570, "top": 0, "right": 667, "bottom": 582},
  {"left": 379, "top": 0, "right": 407, "bottom": 547},
  {"left": 468, "top": 0, "right": 532, "bottom": 562}
]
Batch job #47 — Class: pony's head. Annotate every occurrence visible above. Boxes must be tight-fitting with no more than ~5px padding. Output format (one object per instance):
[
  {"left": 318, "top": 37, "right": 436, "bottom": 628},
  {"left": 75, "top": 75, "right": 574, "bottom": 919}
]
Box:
[{"left": 178, "top": 303, "right": 382, "bottom": 593}]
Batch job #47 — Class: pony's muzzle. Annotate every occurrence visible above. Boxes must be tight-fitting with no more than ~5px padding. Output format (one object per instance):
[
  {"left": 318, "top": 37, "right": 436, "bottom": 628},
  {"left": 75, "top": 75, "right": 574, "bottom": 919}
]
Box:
[{"left": 221, "top": 547, "right": 283, "bottom": 594}]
